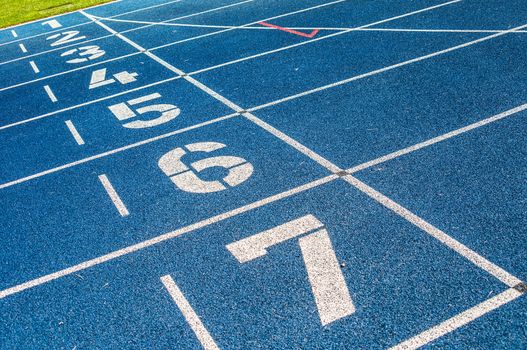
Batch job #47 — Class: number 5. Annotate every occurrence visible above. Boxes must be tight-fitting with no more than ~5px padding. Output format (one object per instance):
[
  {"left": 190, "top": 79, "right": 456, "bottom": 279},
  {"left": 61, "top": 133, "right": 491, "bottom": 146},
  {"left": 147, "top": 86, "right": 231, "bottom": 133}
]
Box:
[
  {"left": 108, "top": 93, "right": 180, "bottom": 129},
  {"left": 227, "top": 215, "right": 355, "bottom": 326}
]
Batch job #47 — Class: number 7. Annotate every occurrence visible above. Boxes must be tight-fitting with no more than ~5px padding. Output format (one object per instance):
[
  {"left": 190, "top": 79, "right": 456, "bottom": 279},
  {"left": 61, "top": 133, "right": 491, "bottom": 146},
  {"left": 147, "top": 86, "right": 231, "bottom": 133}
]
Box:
[{"left": 226, "top": 215, "right": 355, "bottom": 326}]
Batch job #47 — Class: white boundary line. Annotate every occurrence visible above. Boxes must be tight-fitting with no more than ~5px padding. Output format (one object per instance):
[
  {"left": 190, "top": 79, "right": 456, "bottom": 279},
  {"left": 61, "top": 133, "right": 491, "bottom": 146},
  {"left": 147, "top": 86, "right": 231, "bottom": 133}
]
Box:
[
  {"left": 161, "top": 275, "right": 220, "bottom": 350},
  {"left": 98, "top": 174, "right": 129, "bottom": 217},
  {"left": 390, "top": 288, "right": 523, "bottom": 349}
]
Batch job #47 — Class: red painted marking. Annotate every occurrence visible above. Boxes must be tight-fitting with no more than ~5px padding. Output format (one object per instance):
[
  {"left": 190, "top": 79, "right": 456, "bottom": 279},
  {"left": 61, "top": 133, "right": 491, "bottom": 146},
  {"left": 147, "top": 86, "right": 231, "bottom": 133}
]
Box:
[{"left": 258, "top": 21, "right": 320, "bottom": 38}]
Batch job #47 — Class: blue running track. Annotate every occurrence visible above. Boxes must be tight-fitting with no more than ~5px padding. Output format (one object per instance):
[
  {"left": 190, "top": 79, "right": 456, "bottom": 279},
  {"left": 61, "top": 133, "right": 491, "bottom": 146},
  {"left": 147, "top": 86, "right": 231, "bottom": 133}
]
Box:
[{"left": 0, "top": 0, "right": 526, "bottom": 348}]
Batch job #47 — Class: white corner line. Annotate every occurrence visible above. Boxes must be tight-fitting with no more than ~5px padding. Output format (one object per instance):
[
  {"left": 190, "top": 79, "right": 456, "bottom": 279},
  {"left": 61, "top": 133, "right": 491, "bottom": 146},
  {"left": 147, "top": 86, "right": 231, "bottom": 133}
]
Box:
[
  {"left": 65, "top": 120, "right": 85, "bottom": 145},
  {"left": 161, "top": 275, "right": 220, "bottom": 350},
  {"left": 43, "top": 85, "right": 58, "bottom": 102},
  {"left": 390, "top": 288, "right": 524, "bottom": 349},
  {"left": 98, "top": 174, "right": 129, "bottom": 217},
  {"left": 29, "top": 60, "right": 40, "bottom": 73},
  {"left": 19, "top": 43, "right": 27, "bottom": 53}
]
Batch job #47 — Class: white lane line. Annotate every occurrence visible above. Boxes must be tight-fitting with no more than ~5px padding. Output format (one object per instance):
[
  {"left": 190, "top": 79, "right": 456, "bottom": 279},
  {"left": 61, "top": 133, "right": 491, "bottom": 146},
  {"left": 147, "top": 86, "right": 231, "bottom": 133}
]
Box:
[
  {"left": 189, "top": 0, "right": 462, "bottom": 75},
  {"left": 161, "top": 275, "right": 220, "bottom": 350},
  {"left": 390, "top": 288, "right": 524, "bottom": 349},
  {"left": 0, "top": 1, "right": 512, "bottom": 131},
  {"left": 341, "top": 175, "right": 522, "bottom": 287},
  {"left": 0, "top": 113, "right": 238, "bottom": 190},
  {"left": 0, "top": 0, "right": 341, "bottom": 92},
  {"left": 0, "top": 0, "right": 255, "bottom": 67},
  {"left": 19, "top": 43, "right": 27, "bottom": 53},
  {"left": 43, "top": 85, "right": 58, "bottom": 102},
  {"left": 243, "top": 111, "right": 341, "bottom": 172},
  {"left": 1, "top": 0, "right": 444, "bottom": 93},
  {"left": 11, "top": 30, "right": 18, "bottom": 38},
  {"left": 355, "top": 27, "right": 527, "bottom": 34},
  {"left": 98, "top": 174, "right": 129, "bottom": 217},
  {"left": 29, "top": 60, "right": 40, "bottom": 73},
  {"left": 347, "top": 103, "right": 527, "bottom": 174},
  {"left": 64, "top": 120, "right": 85, "bottom": 145},
  {"left": 249, "top": 21, "right": 527, "bottom": 112},
  {"left": 0, "top": 75, "right": 180, "bottom": 131},
  {"left": 85, "top": 6, "right": 523, "bottom": 290},
  {"left": 147, "top": 0, "right": 348, "bottom": 51},
  {"left": 0, "top": 175, "right": 336, "bottom": 299},
  {"left": 0, "top": 51, "right": 140, "bottom": 93}
]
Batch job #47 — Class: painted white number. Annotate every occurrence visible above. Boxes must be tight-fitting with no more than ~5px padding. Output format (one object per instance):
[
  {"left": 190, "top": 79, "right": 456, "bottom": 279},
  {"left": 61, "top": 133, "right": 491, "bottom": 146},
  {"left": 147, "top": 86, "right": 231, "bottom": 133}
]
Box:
[
  {"left": 61, "top": 45, "right": 105, "bottom": 64},
  {"left": 108, "top": 93, "right": 179, "bottom": 128},
  {"left": 227, "top": 215, "right": 355, "bottom": 326},
  {"left": 47, "top": 31, "right": 86, "bottom": 47},
  {"left": 42, "top": 20, "right": 62, "bottom": 29},
  {"left": 159, "top": 142, "right": 253, "bottom": 194},
  {"left": 89, "top": 68, "right": 138, "bottom": 89}
]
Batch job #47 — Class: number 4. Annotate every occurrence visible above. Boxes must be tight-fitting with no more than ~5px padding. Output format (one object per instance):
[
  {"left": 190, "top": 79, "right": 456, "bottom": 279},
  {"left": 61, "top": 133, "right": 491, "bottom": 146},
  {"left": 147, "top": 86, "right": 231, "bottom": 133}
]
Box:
[
  {"left": 89, "top": 68, "right": 138, "bottom": 89},
  {"left": 226, "top": 215, "right": 356, "bottom": 326}
]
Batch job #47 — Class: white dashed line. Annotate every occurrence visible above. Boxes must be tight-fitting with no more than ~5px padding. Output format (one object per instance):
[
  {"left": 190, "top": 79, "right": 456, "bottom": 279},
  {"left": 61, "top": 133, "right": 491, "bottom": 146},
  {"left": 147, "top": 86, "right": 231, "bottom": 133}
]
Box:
[
  {"left": 161, "top": 275, "right": 220, "bottom": 350},
  {"left": 29, "top": 60, "right": 40, "bottom": 73},
  {"left": 64, "top": 120, "right": 85, "bottom": 145},
  {"left": 98, "top": 174, "right": 129, "bottom": 217},
  {"left": 43, "top": 85, "right": 58, "bottom": 102},
  {"left": 19, "top": 43, "right": 27, "bottom": 53}
]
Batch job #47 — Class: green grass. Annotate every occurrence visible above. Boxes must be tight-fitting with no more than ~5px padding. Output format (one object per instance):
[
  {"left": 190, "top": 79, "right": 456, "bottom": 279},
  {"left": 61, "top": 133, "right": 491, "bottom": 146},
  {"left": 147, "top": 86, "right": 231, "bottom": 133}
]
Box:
[{"left": 0, "top": 0, "right": 114, "bottom": 28}]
